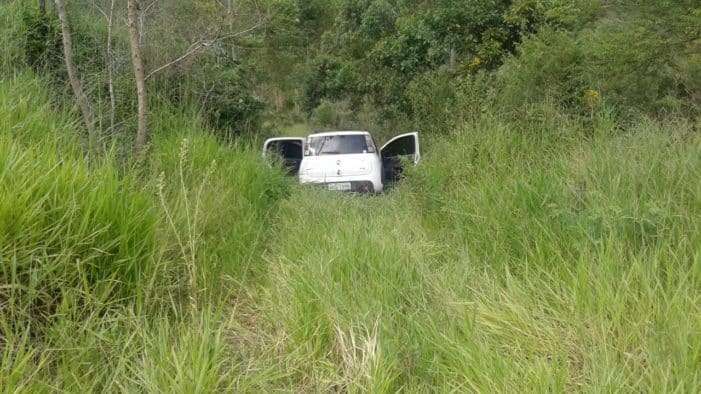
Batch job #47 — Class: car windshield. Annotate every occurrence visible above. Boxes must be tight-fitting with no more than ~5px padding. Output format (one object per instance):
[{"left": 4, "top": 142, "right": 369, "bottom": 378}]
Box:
[{"left": 305, "top": 134, "right": 374, "bottom": 156}]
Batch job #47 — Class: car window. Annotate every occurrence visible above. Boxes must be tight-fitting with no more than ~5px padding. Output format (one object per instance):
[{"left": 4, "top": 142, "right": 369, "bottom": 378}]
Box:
[{"left": 305, "top": 135, "right": 374, "bottom": 156}]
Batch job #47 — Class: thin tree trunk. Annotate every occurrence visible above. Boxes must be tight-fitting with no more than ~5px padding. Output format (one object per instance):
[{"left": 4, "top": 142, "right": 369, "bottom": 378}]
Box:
[
  {"left": 105, "top": 0, "right": 116, "bottom": 133},
  {"left": 139, "top": 1, "right": 157, "bottom": 46},
  {"left": 449, "top": 46, "right": 456, "bottom": 71},
  {"left": 54, "top": 0, "right": 96, "bottom": 146},
  {"left": 39, "top": 0, "right": 46, "bottom": 14},
  {"left": 127, "top": 0, "right": 148, "bottom": 154}
]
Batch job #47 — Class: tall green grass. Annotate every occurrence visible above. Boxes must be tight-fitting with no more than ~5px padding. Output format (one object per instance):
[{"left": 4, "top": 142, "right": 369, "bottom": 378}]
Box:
[
  {"left": 1, "top": 73, "right": 699, "bottom": 391},
  {"left": 148, "top": 107, "right": 291, "bottom": 297},
  {"left": 0, "top": 75, "right": 157, "bottom": 321},
  {"left": 246, "top": 114, "right": 700, "bottom": 391},
  {"left": 0, "top": 75, "right": 291, "bottom": 392}
]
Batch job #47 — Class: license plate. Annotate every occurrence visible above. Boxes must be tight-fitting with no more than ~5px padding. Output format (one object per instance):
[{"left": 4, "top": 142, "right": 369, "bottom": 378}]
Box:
[{"left": 328, "top": 182, "right": 351, "bottom": 191}]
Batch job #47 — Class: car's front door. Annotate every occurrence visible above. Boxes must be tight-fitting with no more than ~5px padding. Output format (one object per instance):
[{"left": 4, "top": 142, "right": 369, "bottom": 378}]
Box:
[
  {"left": 263, "top": 137, "right": 305, "bottom": 175},
  {"left": 380, "top": 132, "right": 420, "bottom": 185}
]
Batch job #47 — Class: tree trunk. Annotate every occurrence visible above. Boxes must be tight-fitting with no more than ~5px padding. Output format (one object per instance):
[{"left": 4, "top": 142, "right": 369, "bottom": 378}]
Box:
[
  {"left": 39, "top": 0, "right": 46, "bottom": 14},
  {"left": 449, "top": 46, "right": 456, "bottom": 71},
  {"left": 105, "top": 0, "right": 116, "bottom": 133},
  {"left": 54, "top": 0, "right": 96, "bottom": 146},
  {"left": 127, "top": 0, "right": 148, "bottom": 154}
]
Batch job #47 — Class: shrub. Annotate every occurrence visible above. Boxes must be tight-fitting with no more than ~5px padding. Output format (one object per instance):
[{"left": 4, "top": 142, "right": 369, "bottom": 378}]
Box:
[
  {"left": 496, "top": 28, "right": 586, "bottom": 115},
  {"left": 310, "top": 99, "right": 355, "bottom": 128},
  {"left": 13, "top": 3, "right": 104, "bottom": 81},
  {"left": 199, "top": 65, "right": 265, "bottom": 138},
  {"left": 405, "top": 70, "right": 460, "bottom": 134},
  {"left": 152, "top": 60, "right": 265, "bottom": 139},
  {"left": 495, "top": 6, "right": 701, "bottom": 120},
  {"left": 19, "top": 7, "right": 62, "bottom": 72},
  {"left": 302, "top": 56, "right": 361, "bottom": 114}
]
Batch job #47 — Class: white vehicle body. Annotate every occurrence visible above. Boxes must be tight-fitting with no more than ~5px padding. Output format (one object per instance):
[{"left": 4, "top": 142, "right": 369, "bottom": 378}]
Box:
[{"left": 263, "top": 131, "right": 420, "bottom": 193}]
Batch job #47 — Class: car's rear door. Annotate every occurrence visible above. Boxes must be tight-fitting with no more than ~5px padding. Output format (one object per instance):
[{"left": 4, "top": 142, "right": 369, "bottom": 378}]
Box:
[
  {"left": 380, "top": 132, "right": 420, "bottom": 185},
  {"left": 263, "top": 137, "right": 305, "bottom": 175}
]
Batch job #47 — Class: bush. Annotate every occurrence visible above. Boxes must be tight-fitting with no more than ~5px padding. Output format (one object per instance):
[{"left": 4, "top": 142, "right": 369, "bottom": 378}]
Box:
[
  {"left": 310, "top": 99, "right": 355, "bottom": 129},
  {"left": 199, "top": 65, "right": 266, "bottom": 138},
  {"left": 495, "top": 7, "right": 701, "bottom": 120},
  {"left": 578, "top": 15, "right": 700, "bottom": 118},
  {"left": 152, "top": 60, "right": 265, "bottom": 139},
  {"left": 12, "top": 3, "right": 104, "bottom": 81},
  {"left": 405, "top": 70, "right": 460, "bottom": 134},
  {"left": 496, "top": 29, "right": 586, "bottom": 115},
  {"left": 19, "top": 7, "right": 62, "bottom": 72},
  {"left": 302, "top": 56, "right": 360, "bottom": 114}
]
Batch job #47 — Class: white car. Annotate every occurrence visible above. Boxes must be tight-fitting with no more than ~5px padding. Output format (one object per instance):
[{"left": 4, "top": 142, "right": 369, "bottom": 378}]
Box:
[{"left": 263, "top": 131, "right": 420, "bottom": 193}]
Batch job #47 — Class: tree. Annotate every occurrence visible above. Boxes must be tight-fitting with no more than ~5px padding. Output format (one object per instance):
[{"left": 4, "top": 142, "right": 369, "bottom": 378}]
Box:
[
  {"left": 125, "top": 0, "right": 267, "bottom": 152},
  {"left": 54, "top": 0, "right": 96, "bottom": 146},
  {"left": 93, "top": 0, "right": 117, "bottom": 133},
  {"left": 127, "top": 0, "right": 148, "bottom": 154}
]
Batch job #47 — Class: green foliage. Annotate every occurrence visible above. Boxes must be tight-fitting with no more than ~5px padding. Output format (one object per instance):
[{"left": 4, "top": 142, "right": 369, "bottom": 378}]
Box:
[
  {"left": 199, "top": 64, "right": 266, "bottom": 138},
  {"left": 405, "top": 70, "right": 460, "bottom": 133},
  {"left": 149, "top": 57, "right": 266, "bottom": 139},
  {"left": 136, "top": 311, "right": 232, "bottom": 392},
  {"left": 580, "top": 9, "right": 701, "bottom": 118},
  {"left": 292, "top": 0, "right": 605, "bottom": 127},
  {"left": 497, "top": 28, "right": 586, "bottom": 113},
  {"left": 267, "top": 0, "right": 697, "bottom": 129},
  {"left": 360, "top": 0, "right": 396, "bottom": 40},
  {"left": 19, "top": 7, "right": 62, "bottom": 72},
  {"left": 311, "top": 99, "right": 340, "bottom": 127},
  {"left": 9, "top": 2, "right": 104, "bottom": 81},
  {"left": 310, "top": 99, "right": 355, "bottom": 128},
  {"left": 495, "top": 3, "right": 701, "bottom": 120},
  {"left": 302, "top": 55, "right": 359, "bottom": 113}
]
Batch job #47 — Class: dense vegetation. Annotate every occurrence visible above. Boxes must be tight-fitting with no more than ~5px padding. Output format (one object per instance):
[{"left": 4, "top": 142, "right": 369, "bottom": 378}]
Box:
[{"left": 1, "top": 0, "right": 699, "bottom": 391}]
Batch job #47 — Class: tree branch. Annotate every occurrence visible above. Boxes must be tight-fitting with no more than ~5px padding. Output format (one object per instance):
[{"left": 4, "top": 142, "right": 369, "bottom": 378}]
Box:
[{"left": 145, "top": 20, "right": 264, "bottom": 81}]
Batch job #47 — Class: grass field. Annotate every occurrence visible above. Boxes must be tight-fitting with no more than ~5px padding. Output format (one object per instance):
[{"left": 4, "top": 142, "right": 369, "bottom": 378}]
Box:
[{"left": 1, "top": 75, "right": 700, "bottom": 392}]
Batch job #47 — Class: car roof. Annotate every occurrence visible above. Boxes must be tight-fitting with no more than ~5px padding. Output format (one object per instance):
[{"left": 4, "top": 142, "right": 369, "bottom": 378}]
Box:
[{"left": 308, "top": 130, "right": 370, "bottom": 138}]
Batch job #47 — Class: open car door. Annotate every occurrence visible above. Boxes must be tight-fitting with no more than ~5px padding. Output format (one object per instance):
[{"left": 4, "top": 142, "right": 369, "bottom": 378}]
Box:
[
  {"left": 263, "top": 137, "right": 304, "bottom": 175},
  {"left": 380, "top": 132, "right": 420, "bottom": 185}
]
